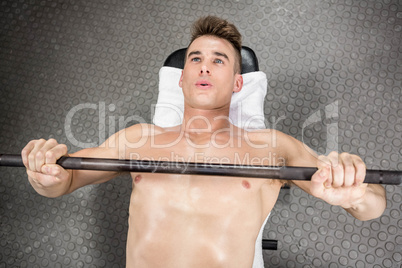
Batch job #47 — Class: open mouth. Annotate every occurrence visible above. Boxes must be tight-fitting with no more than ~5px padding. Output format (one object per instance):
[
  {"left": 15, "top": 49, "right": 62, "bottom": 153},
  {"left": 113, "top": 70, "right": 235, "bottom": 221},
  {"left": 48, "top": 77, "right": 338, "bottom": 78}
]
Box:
[{"left": 196, "top": 80, "right": 212, "bottom": 88}]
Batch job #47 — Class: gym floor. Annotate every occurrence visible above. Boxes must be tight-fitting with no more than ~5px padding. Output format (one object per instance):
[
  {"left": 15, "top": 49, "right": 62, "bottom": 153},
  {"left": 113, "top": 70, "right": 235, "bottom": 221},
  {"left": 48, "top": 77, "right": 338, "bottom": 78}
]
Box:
[{"left": 0, "top": 0, "right": 401, "bottom": 267}]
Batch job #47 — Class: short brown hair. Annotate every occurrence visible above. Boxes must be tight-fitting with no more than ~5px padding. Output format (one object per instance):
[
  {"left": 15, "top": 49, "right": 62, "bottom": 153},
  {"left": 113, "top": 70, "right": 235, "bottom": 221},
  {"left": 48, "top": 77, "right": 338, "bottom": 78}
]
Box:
[{"left": 188, "top": 16, "right": 242, "bottom": 73}]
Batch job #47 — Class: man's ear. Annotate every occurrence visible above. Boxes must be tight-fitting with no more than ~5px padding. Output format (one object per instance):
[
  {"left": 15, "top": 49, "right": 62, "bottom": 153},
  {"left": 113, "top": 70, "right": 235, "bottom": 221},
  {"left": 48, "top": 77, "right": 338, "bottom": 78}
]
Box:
[
  {"left": 179, "top": 70, "right": 183, "bottom": 88},
  {"left": 233, "top": 74, "right": 243, "bottom": 93}
]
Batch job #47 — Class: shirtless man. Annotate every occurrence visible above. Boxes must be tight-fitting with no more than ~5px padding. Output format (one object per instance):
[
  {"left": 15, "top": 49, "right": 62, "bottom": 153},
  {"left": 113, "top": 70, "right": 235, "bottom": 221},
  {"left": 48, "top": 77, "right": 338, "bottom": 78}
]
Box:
[{"left": 22, "top": 16, "right": 386, "bottom": 267}]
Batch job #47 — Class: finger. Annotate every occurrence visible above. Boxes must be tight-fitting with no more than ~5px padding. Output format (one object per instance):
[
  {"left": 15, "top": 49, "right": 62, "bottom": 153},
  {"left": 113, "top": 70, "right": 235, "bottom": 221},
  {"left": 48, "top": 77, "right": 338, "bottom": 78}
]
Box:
[
  {"left": 328, "top": 152, "right": 344, "bottom": 188},
  {"left": 21, "top": 140, "right": 36, "bottom": 167},
  {"left": 41, "top": 163, "right": 68, "bottom": 177},
  {"left": 352, "top": 155, "right": 366, "bottom": 186},
  {"left": 317, "top": 155, "right": 333, "bottom": 188},
  {"left": 27, "top": 139, "right": 46, "bottom": 172},
  {"left": 34, "top": 139, "right": 60, "bottom": 170},
  {"left": 35, "top": 150, "right": 47, "bottom": 173},
  {"left": 45, "top": 143, "right": 68, "bottom": 165},
  {"left": 340, "top": 152, "right": 355, "bottom": 187}
]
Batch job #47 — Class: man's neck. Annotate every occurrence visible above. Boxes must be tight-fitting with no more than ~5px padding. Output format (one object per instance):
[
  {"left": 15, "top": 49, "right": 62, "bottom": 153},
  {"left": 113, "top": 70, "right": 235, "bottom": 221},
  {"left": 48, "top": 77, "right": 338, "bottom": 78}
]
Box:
[{"left": 181, "top": 105, "right": 232, "bottom": 133}]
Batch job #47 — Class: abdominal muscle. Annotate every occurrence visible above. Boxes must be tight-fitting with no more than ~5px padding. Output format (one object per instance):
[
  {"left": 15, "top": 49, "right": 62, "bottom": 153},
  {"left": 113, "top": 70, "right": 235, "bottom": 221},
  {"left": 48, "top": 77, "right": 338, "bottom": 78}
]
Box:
[{"left": 125, "top": 173, "right": 282, "bottom": 268}]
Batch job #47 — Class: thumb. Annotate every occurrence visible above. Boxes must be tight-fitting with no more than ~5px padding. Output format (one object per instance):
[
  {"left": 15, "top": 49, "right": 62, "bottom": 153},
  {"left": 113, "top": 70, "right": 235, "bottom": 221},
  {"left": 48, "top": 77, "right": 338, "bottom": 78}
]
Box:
[
  {"left": 41, "top": 164, "right": 69, "bottom": 180},
  {"left": 310, "top": 167, "right": 331, "bottom": 198}
]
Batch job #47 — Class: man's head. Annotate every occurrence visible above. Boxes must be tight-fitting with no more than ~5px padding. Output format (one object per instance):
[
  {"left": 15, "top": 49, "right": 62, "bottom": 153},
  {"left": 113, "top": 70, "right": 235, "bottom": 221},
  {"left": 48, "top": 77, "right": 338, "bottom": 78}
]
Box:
[
  {"left": 179, "top": 16, "right": 244, "bottom": 111},
  {"left": 187, "top": 16, "right": 242, "bottom": 74}
]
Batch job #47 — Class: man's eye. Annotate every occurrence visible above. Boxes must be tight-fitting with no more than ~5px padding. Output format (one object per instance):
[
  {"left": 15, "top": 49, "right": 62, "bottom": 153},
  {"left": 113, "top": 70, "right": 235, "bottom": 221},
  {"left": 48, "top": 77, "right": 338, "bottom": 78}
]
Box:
[
  {"left": 191, "top": 57, "right": 201, "bottom": 62},
  {"left": 215, "top": 59, "right": 223, "bottom": 64}
]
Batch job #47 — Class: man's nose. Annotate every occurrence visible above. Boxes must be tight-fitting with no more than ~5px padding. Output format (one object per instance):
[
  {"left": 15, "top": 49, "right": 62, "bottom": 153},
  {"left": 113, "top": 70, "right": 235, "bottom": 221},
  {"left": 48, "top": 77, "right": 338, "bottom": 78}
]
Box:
[{"left": 200, "top": 65, "right": 210, "bottom": 75}]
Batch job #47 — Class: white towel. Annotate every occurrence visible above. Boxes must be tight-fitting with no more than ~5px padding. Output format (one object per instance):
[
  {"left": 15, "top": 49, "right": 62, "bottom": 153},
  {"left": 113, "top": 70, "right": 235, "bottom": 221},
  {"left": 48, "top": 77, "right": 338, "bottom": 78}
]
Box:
[
  {"left": 253, "top": 213, "right": 270, "bottom": 268},
  {"left": 153, "top": 66, "right": 267, "bottom": 130}
]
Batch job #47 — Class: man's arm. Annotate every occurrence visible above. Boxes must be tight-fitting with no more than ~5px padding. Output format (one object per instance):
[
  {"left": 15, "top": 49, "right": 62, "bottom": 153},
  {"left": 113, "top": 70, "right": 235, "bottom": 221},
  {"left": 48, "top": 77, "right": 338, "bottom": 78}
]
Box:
[
  {"left": 21, "top": 124, "right": 148, "bottom": 198},
  {"left": 275, "top": 131, "right": 386, "bottom": 221}
]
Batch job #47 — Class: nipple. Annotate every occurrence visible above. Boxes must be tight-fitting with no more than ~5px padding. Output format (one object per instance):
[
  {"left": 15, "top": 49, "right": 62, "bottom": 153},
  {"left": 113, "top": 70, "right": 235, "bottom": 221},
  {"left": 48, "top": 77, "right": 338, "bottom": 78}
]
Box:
[
  {"left": 242, "top": 180, "right": 251, "bottom": 189},
  {"left": 134, "top": 175, "right": 142, "bottom": 183}
]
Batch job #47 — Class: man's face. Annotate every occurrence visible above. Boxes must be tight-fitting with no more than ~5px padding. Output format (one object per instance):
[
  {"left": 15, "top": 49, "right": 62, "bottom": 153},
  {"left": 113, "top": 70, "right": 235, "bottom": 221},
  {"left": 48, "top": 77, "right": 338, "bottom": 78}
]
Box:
[{"left": 179, "top": 35, "right": 243, "bottom": 111}]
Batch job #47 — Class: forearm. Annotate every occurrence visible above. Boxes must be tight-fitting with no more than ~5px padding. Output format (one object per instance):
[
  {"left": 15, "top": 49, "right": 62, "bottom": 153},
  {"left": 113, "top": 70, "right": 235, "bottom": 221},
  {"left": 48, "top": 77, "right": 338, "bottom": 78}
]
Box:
[
  {"left": 65, "top": 168, "right": 120, "bottom": 195},
  {"left": 62, "top": 148, "right": 122, "bottom": 194},
  {"left": 344, "top": 184, "right": 386, "bottom": 221}
]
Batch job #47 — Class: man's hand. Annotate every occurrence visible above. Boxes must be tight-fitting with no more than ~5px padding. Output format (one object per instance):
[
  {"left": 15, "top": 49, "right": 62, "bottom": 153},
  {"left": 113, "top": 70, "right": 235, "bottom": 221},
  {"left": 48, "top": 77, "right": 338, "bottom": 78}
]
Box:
[
  {"left": 309, "top": 152, "right": 368, "bottom": 209},
  {"left": 283, "top": 133, "right": 387, "bottom": 221},
  {"left": 21, "top": 138, "right": 71, "bottom": 197}
]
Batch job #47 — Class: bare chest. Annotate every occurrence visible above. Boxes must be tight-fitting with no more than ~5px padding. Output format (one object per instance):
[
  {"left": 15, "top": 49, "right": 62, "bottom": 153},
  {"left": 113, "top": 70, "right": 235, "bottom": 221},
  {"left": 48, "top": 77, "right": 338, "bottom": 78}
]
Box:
[
  {"left": 127, "top": 131, "right": 283, "bottom": 221},
  {"left": 126, "top": 130, "right": 282, "bottom": 220}
]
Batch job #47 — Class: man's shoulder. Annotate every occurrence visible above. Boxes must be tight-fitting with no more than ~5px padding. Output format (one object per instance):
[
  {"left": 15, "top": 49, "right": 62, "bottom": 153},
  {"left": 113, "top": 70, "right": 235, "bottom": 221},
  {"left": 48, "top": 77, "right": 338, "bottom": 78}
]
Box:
[
  {"left": 244, "top": 128, "right": 302, "bottom": 158},
  {"left": 245, "top": 128, "right": 294, "bottom": 142}
]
